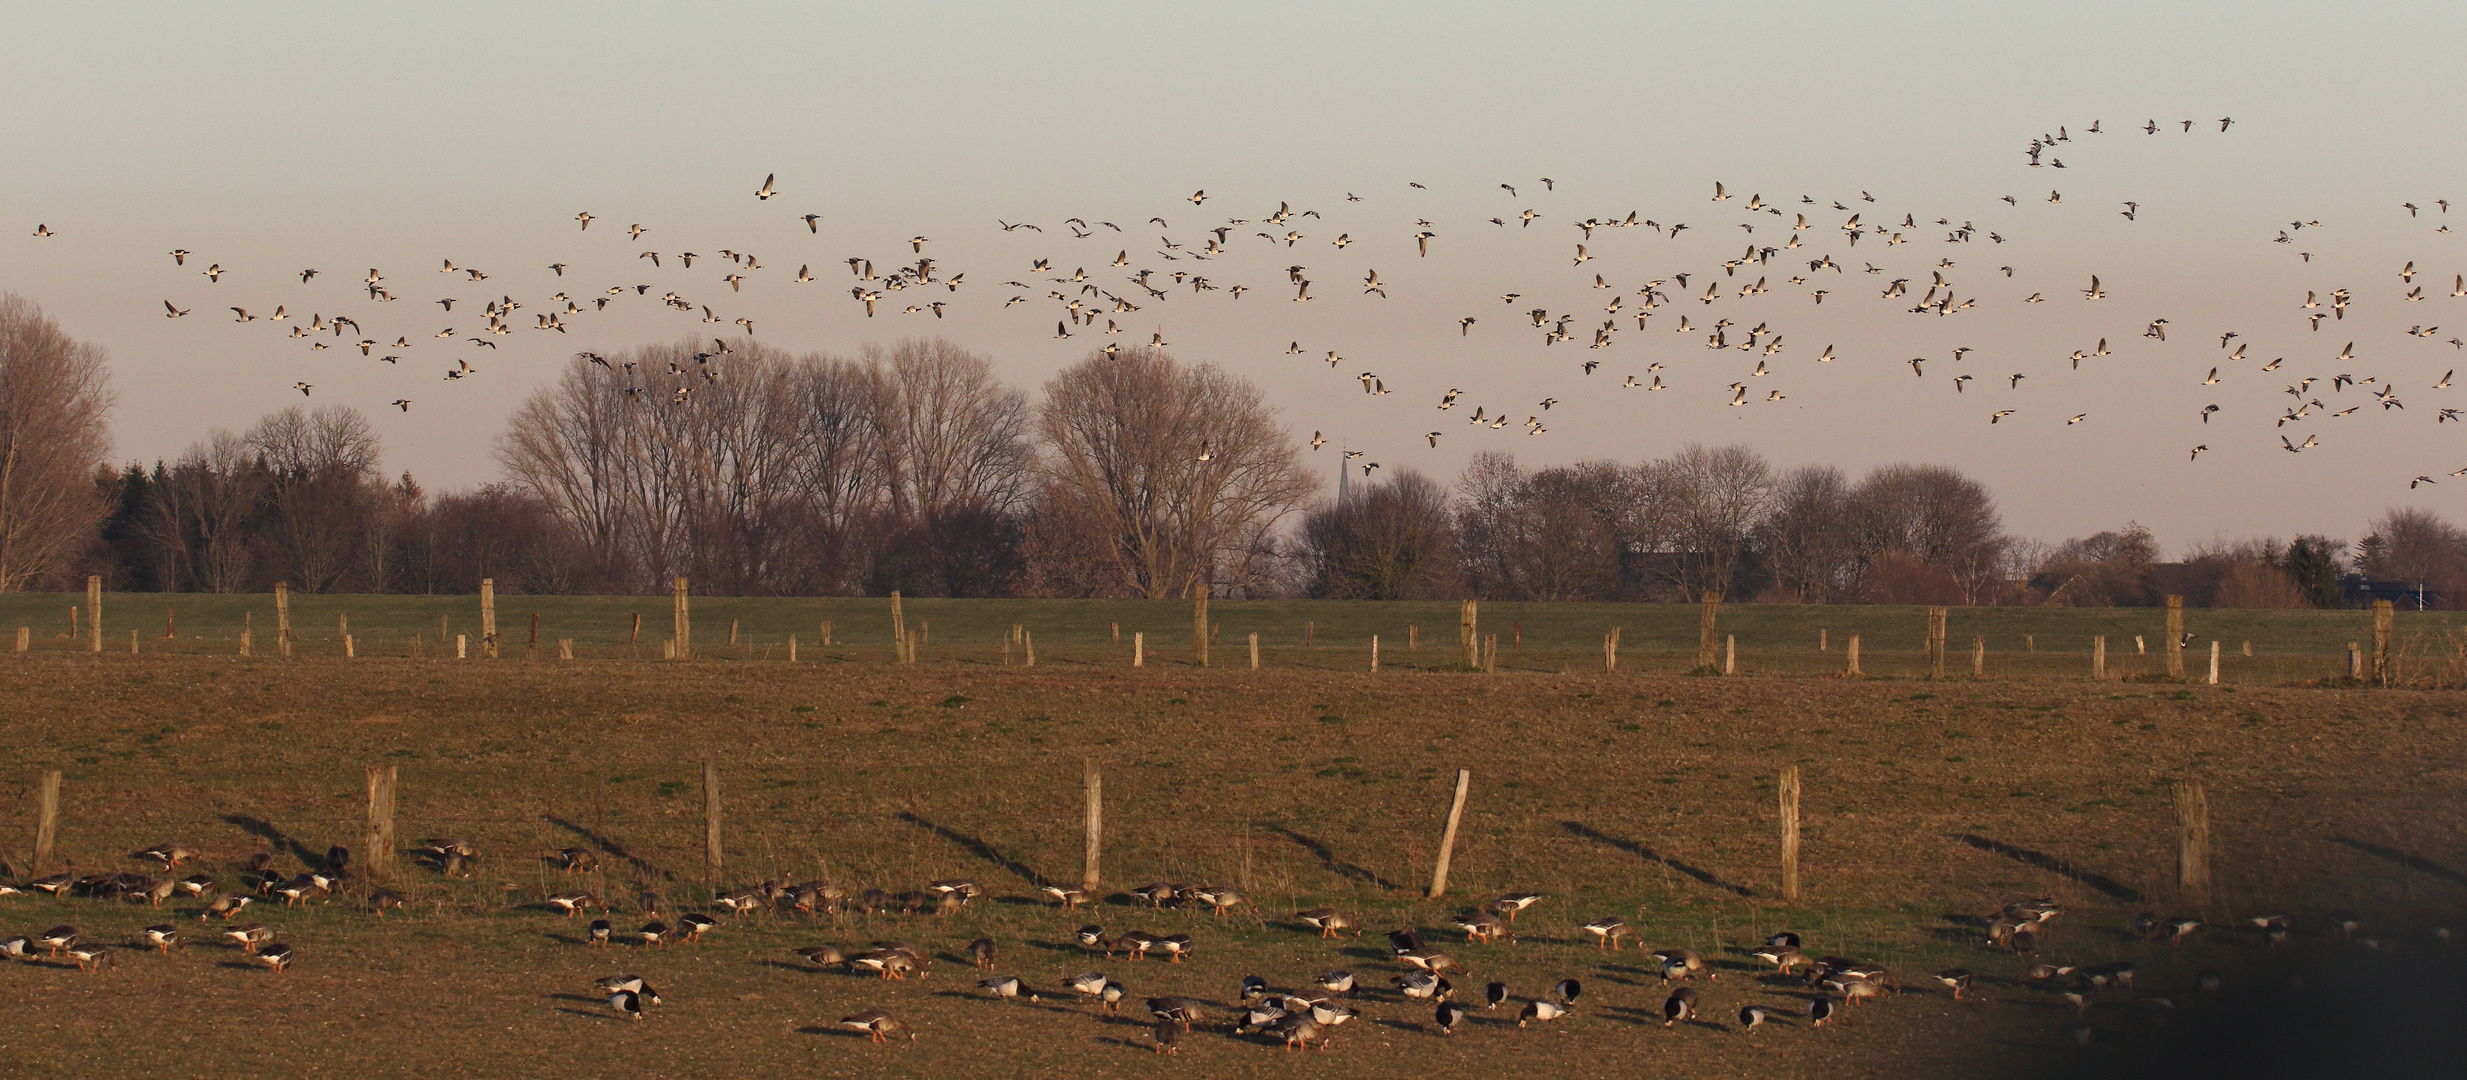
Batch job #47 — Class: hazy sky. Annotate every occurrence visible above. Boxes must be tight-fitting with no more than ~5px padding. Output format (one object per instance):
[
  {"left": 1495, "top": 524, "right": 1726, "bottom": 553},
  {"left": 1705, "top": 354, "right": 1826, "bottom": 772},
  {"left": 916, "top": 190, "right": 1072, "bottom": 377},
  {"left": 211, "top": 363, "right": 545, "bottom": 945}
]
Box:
[{"left": 4, "top": 2, "right": 2463, "bottom": 553}]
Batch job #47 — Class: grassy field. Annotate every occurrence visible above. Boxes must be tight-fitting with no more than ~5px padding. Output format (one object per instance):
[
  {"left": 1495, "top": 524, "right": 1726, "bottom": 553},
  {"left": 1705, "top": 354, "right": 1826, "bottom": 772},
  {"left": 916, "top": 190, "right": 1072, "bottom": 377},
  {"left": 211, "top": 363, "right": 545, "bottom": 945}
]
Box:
[
  {"left": 5, "top": 592, "right": 2465, "bottom": 684},
  {"left": 0, "top": 600, "right": 2462, "bottom": 1076}
]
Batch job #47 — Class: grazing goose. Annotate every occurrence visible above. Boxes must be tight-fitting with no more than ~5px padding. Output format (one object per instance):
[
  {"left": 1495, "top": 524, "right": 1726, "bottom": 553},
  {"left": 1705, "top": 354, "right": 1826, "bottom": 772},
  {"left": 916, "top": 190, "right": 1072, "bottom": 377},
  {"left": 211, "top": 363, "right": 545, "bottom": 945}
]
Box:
[
  {"left": 794, "top": 944, "right": 847, "bottom": 968},
  {"left": 850, "top": 948, "right": 924, "bottom": 980},
  {"left": 273, "top": 877, "right": 326, "bottom": 908},
  {"left": 1753, "top": 944, "right": 1808, "bottom": 974},
  {"left": 1316, "top": 971, "right": 1358, "bottom": 996},
  {"left": 635, "top": 922, "right": 670, "bottom": 948},
  {"left": 1654, "top": 948, "right": 1716, "bottom": 981},
  {"left": 65, "top": 943, "right": 109, "bottom": 973},
  {"left": 1810, "top": 996, "right": 1836, "bottom": 1026},
  {"left": 595, "top": 974, "right": 662, "bottom": 1003},
  {"left": 1387, "top": 928, "right": 1429, "bottom": 955},
  {"left": 1147, "top": 997, "right": 1205, "bottom": 1030},
  {"left": 1100, "top": 980, "right": 1128, "bottom": 1014},
  {"left": 253, "top": 942, "right": 295, "bottom": 973},
  {"left": 1194, "top": 886, "right": 1250, "bottom": 916},
  {"left": 2166, "top": 917, "right": 2204, "bottom": 945},
  {"left": 1065, "top": 971, "right": 1111, "bottom": 1001},
  {"left": 1112, "top": 930, "right": 1157, "bottom": 961},
  {"left": 1132, "top": 883, "right": 1179, "bottom": 907},
  {"left": 1150, "top": 1018, "right": 1180, "bottom": 1054},
  {"left": 968, "top": 938, "right": 997, "bottom": 969},
  {"left": 1739, "top": 1004, "right": 1772, "bottom": 1030},
  {"left": 1839, "top": 979, "right": 1891, "bottom": 1005},
  {"left": 368, "top": 890, "right": 405, "bottom": 915},
  {"left": 1075, "top": 925, "right": 1112, "bottom": 954},
  {"left": 1274, "top": 1013, "right": 1327, "bottom": 1051},
  {"left": 1396, "top": 971, "right": 1452, "bottom": 1000},
  {"left": 856, "top": 888, "right": 890, "bottom": 914},
  {"left": 926, "top": 879, "right": 982, "bottom": 904},
  {"left": 1518, "top": 1000, "right": 1569, "bottom": 1027},
  {"left": 583, "top": 919, "right": 613, "bottom": 947},
  {"left": 1152, "top": 934, "right": 1195, "bottom": 963},
  {"left": 712, "top": 891, "right": 764, "bottom": 915},
  {"left": 1489, "top": 892, "right": 1544, "bottom": 921},
  {"left": 0, "top": 936, "right": 29, "bottom": 962},
  {"left": 1239, "top": 974, "right": 1270, "bottom": 1002},
  {"left": 978, "top": 975, "right": 1031, "bottom": 1001},
  {"left": 1663, "top": 986, "right": 1698, "bottom": 1027},
  {"left": 175, "top": 874, "right": 218, "bottom": 898},
  {"left": 551, "top": 848, "right": 598, "bottom": 873},
  {"left": 609, "top": 990, "right": 645, "bottom": 1021},
  {"left": 1452, "top": 909, "right": 1512, "bottom": 944},
  {"left": 140, "top": 925, "right": 180, "bottom": 953},
  {"left": 133, "top": 842, "right": 199, "bottom": 868},
  {"left": 1435, "top": 1000, "right": 1467, "bottom": 1034},
  {"left": 1398, "top": 948, "right": 1462, "bottom": 974},
  {"left": 677, "top": 913, "right": 717, "bottom": 942},
  {"left": 546, "top": 892, "right": 600, "bottom": 917},
  {"left": 223, "top": 923, "right": 275, "bottom": 954},
  {"left": 1766, "top": 931, "right": 1802, "bottom": 949},
  {"left": 1934, "top": 969, "right": 1974, "bottom": 1000},
  {"left": 1579, "top": 916, "right": 1636, "bottom": 951},
  {"left": 37, "top": 926, "right": 79, "bottom": 958},
  {"left": 28, "top": 874, "right": 73, "bottom": 898},
  {"left": 1484, "top": 981, "right": 1508, "bottom": 1010},
  {"left": 1551, "top": 978, "right": 1582, "bottom": 1005},
  {"left": 1295, "top": 908, "right": 1356, "bottom": 937},
  {"left": 1040, "top": 885, "right": 1089, "bottom": 909}
]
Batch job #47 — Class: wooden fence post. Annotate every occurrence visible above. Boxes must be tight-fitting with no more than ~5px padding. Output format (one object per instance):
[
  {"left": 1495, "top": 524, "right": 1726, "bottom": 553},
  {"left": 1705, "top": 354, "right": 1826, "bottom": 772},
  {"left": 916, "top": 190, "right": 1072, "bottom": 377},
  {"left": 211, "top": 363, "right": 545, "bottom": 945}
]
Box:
[
  {"left": 166, "top": 606, "right": 175, "bottom": 640},
  {"left": 2094, "top": 635, "right": 2107, "bottom": 679},
  {"left": 275, "top": 581, "right": 291, "bottom": 656},
  {"left": 790, "top": 635, "right": 799, "bottom": 663},
  {"left": 2372, "top": 600, "right": 2395, "bottom": 686},
  {"left": 128, "top": 629, "right": 138, "bottom": 655},
  {"left": 1082, "top": 759, "right": 1103, "bottom": 891},
  {"left": 240, "top": 627, "right": 251, "bottom": 657},
  {"left": 1428, "top": 769, "right": 1472, "bottom": 899},
  {"left": 364, "top": 765, "right": 397, "bottom": 883},
  {"left": 1024, "top": 631, "right": 1035, "bottom": 667},
  {"left": 1303, "top": 620, "right": 1312, "bottom": 648},
  {"left": 1409, "top": 624, "right": 1418, "bottom": 652},
  {"left": 1820, "top": 628, "right": 1828, "bottom": 652},
  {"left": 558, "top": 639, "right": 574, "bottom": 661},
  {"left": 343, "top": 634, "right": 354, "bottom": 659},
  {"left": 1248, "top": 632, "right": 1259, "bottom": 670},
  {"left": 33, "top": 770, "right": 61, "bottom": 870},
  {"left": 2348, "top": 642, "right": 2362, "bottom": 679},
  {"left": 1461, "top": 599, "right": 1478, "bottom": 668},
  {"left": 86, "top": 576, "right": 101, "bottom": 653},
  {"left": 529, "top": 611, "right": 539, "bottom": 645},
  {"left": 890, "top": 592, "right": 905, "bottom": 662},
  {"left": 1111, "top": 621, "right": 1119, "bottom": 645},
  {"left": 1845, "top": 634, "right": 1861, "bottom": 676},
  {"left": 629, "top": 613, "right": 641, "bottom": 644},
  {"left": 1483, "top": 634, "right": 1497, "bottom": 673},
  {"left": 821, "top": 620, "right": 832, "bottom": 646},
  {"left": 1724, "top": 634, "right": 1736, "bottom": 675},
  {"left": 2165, "top": 595, "right": 2185, "bottom": 679},
  {"left": 1697, "top": 593, "right": 1721, "bottom": 669},
  {"left": 702, "top": 762, "right": 723, "bottom": 890},
  {"left": 728, "top": 619, "right": 739, "bottom": 648},
  {"left": 14, "top": 627, "right": 25, "bottom": 653},
  {"left": 1133, "top": 632, "right": 1144, "bottom": 667},
  {"left": 2208, "top": 640, "right": 2221, "bottom": 685},
  {"left": 1370, "top": 635, "right": 1379, "bottom": 672},
  {"left": 672, "top": 577, "right": 690, "bottom": 660},
  {"left": 480, "top": 579, "right": 498, "bottom": 659},
  {"left": 1193, "top": 594, "right": 1209, "bottom": 668},
  {"left": 2175, "top": 778, "right": 2210, "bottom": 906},
  {"left": 1973, "top": 636, "right": 1985, "bottom": 678},
  {"left": 1779, "top": 765, "right": 1802, "bottom": 902},
  {"left": 456, "top": 634, "right": 467, "bottom": 659},
  {"left": 1927, "top": 606, "right": 1948, "bottom": 679}
]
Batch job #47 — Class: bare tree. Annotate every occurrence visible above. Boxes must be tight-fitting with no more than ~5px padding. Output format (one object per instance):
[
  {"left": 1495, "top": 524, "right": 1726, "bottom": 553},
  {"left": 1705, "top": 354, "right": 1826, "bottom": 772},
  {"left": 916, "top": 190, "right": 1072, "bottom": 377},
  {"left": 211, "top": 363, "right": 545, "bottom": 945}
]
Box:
[
  {"left": 147, "top": 430, "right": 266, "bottom": 592},
  {"left": 0, "top": 295, "right": 114, "bottom": 591},
  {"left": 1759, "top": 465, "right": 1853, "bottom": 602},
  {"left": 865, "top": 338, "right": 1030, "bottom": 517},
  {"left": 1847, "top": 463, "right": 2006, "bottom": 603},
  {"left": 1299, "top": 469, "right": 1460, "bottom": 598},
  {"left": 1037, "top": 347, "right": 1315, "bottom": 598},
  {"left": 1650, "top": 444, "right": 1775, "bottom": 600},
  {"left": 246, "top": 405, "right": 382, "bottom": 592}
]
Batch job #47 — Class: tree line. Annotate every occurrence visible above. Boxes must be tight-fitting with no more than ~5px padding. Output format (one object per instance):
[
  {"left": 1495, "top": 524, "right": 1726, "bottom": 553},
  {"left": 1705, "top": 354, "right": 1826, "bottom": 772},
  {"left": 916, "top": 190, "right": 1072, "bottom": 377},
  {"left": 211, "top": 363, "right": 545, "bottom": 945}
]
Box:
[{"left": 0, "top": 293, "right": 2441, "bottom": 604}]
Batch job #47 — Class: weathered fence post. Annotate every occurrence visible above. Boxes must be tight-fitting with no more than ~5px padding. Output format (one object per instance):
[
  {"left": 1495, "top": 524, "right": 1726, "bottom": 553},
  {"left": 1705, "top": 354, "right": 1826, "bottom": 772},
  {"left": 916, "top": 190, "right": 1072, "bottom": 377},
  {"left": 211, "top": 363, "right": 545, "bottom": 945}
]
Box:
[
  {"left": 890, "top": 592, "right": 905, "bottom": 662},
  {"left": 671, "top": 577, "right": 690, "bottom": 660},
  {"left": 1409, "top": 624, "right": 1418, "bottom": 652},
  {"left": 2348, "top": 642, "right": 2363, "bottom": 679},
  {"left": 1193, "top": 593, "right": 1209, "bottom": 668},
  {"left": 1927, "top": 606, "right": 1948, "bottom": 679},
  {"left": 2165, "top": 595, "right": 2185, "bottom": 679},
  {"left": 1133, "top": 632, "right": 1144, "bottom": 667},
  {"left": 480, "top": 579, "right": 498, "bottom": 659},
  {"left": 1845, "top": 634, "right": 1862, "bottom": 677},
  {"left": 2093, "top": 636, "right": 2107, "bottom": 680},
  {"left": 456, "top": 634, "right": 467, "bottom": 659},
  {"left": 2372, "top": 600, "right": 2395, "bottom": 686},
  {"left": 1606, "top": 627, "right": 1621, "bottom": 673},
  {"left": 128, "top": 629, "right": 138, "bottom": 655},
  {"left": 2208, "top": 640, "right": 2221, "bottom": 685},
  {"left": 790, "top": 635, "right": 799, "bottom": 663},
  {"left": 702, "top": 762, "right": 723, "bottom": 890},
  {"left": 821, "top": 621, "right": 833, "bottom": 646},
  {"left": 1248, "top": 632, "right": 1260, "bottom": 670},
  {"left": 728, "top": 618, "right": 739, "bottom": 648},
  {"left": 1820, "top": 628, "right": 1828, "bottom": 651},
  {"left": 1697, "top": 592, "right": 1721, "bottom": 669},
  {"left": 1024, "top": 631, "right": 1035, "bottom": 667},
  {"left": 2176, "top": 778, "right": 2210, "bottom": 906},
  {"left": 529, "top": 611, "right": 539, "bottom": 645},
  {"left": 1370, "top": 635, "right": 1380, "bottom": 672},
  {"left": 1779, "top": 764, "right": 1802, "bottom": 901},
  {"left": 343, "top": 634, "right": 354, "bottom": 659},
  {"left": 1082, "top": 759, "right": 1103, "bottom": 891},
  {"left": 1724, "top": 634, "right": 1736, "bottom": 675},
  {"left": 13, "top": 627, "right": 27, "bottom": 653},
  {"left": 1428, "top": 769, "right": 1472, "bottom": 899},
  {"left": 558, "top": 639, "right": 573, "bottom": 661},
  {"left": 166, "top": 607, "right": 175, "bottom": 640},
  {"left": 1483, "top": 634, "right": 1498, "bottom": 673},
  {"left": 1461, "top": 600, "right": 1478, "bottom": 668},
  {"left": 365, "top": 765, "right": 397, "bottom": 883},
  {"left": 1304, "top": 620, "right": 1312, "bottom": 648},
  {"left": 275, "top": 581, "right": 291, "bottom": 656},
  {"left": 34, "top": 770, "right": 61, "bottom": 870},
  {"left": 1973, "top": 636, "right": 1985, "bottom": 678},
  {"left": 86, "top": 576, "right": 101, "bottom": 653}
]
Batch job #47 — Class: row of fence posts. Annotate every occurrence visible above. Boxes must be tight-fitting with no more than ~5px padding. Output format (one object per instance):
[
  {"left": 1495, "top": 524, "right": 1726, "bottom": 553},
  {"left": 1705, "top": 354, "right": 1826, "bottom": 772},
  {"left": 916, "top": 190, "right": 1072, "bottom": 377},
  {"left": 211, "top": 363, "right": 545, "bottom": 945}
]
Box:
[
  {"left": 15, "top": 583, "right": 2415, "bottom": 687},
  {"left": 20, "top": 760, "right": 2221, "bottom": 909}
]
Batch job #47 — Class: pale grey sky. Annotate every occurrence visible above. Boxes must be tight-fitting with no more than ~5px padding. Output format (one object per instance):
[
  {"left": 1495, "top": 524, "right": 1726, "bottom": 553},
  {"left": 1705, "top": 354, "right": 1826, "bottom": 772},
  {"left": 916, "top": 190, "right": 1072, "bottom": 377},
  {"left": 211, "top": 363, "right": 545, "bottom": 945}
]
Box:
[{"left": 3, "top": 2, "right": 2462, "bottom": 553}]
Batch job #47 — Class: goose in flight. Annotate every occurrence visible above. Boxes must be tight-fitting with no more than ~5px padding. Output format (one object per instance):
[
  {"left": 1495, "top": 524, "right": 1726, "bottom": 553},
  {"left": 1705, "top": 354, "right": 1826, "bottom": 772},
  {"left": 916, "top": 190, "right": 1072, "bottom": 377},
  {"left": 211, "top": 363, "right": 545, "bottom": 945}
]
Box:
[
  {"left": 576, "top": 212, "right": 593, "bottom": 230},
  {"left": 293, "top": 382, "right": 312, "bottom": 396},
  {"left": 1991, "top": 410, "right": 2014, "bottom": 423},
  {"left": 754, "top": 173, "right": 777, "bottom": 200},
  {"left": 162, "top": 301, "right": 188, "bottom": 318},
  {"left": 2413, "top": 476, "right": 2438, "bottom": 489},
  {"left": 203, "top": 264, "right": 224, "bottom": 282},
  {"left": 2067, "top": 413, "right": 2087, "bottom": 425},
  {"left": 391, "top": 399, "right": 412, "bottom": 411},
  {"left": 2082, "top": 276, "right": 2104, "bottom": 300},
  {"left": 2190, "top": 445, "right": 2206, "bottom": 460},
  {"left": 628, "top": 223, "right": 647, "bottom": 240}
]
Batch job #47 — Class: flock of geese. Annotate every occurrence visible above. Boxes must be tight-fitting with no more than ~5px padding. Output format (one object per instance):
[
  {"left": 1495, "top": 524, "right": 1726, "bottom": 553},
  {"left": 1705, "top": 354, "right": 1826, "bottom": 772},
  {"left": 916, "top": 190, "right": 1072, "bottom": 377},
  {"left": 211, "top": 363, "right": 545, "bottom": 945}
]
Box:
[
  {"left": 1, "top": 836, "right": 2433, "bottom": 1058},
  {"left": 21, "top": 116, "right": 2462, "bottom": 488}
]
